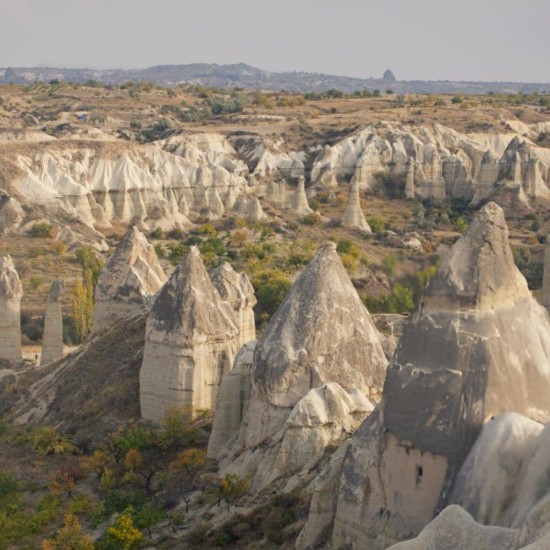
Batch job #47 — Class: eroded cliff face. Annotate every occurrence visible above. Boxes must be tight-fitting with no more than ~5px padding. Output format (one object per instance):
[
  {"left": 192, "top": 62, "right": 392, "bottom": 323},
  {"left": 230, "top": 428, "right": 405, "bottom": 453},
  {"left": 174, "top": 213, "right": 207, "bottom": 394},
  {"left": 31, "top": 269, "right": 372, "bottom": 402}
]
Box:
[
  {"left": 299, "top": 203, "right": 550, "bottom": 550},
  {"left": 4, "top": 122, "right": 550, "bottom": 238}
]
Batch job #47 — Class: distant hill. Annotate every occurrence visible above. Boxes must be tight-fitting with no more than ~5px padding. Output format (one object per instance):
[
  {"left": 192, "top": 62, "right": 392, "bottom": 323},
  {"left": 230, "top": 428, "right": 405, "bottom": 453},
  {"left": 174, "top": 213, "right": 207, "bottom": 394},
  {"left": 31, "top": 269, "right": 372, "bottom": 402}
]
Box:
[{"left": 1, "top": 62, "right": 550, "bottom": 94}]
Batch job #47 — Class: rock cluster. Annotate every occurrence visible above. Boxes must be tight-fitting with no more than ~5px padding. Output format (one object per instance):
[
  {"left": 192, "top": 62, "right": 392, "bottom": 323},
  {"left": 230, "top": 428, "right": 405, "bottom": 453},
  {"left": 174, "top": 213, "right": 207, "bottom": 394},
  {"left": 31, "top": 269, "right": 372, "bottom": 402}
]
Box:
[
  {"left": 92, "top": 227, "right": 167, "bottom": 332},
  {"left": 0, "top": 256, "right": 23, "bottom": 364},
  {"left": 40, "top": 279, "right": 65, "bottom": 366},
  {"left": 299, "top": 202, "right": 550, "bottom": 549},
  {"left": 139, "top": 247, "right": 240, "bottom": 422},
  {"left": 208, "top": 242, "right": 388, "bottom": 489},
  {"left": 0, "top": 193, "right": 24, "bottom": 235}
]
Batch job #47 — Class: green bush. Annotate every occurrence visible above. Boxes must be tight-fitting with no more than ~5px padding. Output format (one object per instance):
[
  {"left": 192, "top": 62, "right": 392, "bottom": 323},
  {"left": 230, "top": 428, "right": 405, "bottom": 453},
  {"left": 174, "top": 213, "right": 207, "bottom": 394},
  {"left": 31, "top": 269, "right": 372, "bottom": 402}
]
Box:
[
  {"left": 28, "top": 222, "right": 53, "bottom": 238},
  {"left": 252, "top": 269, "right": 292, "bottom": 325},
  {"left": 367, "top": 214, "right": 388, "bottom": 232}
]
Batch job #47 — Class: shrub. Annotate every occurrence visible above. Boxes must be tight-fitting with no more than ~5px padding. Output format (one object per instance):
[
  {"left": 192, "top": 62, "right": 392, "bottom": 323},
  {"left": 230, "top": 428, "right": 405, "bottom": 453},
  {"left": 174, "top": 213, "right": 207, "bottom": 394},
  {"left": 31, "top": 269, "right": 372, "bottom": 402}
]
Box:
[
  {"left": 28, "top": 222, "right": 53, "bottom": 238},
  {"left": 252, "top": 269, "right": 292, "bottom": 325},
  {"left": 367, "top": 214, "right": 388, "bottom": 232},
  {"left": 336, "top": 239, "right": 361, "bottom": 259}
]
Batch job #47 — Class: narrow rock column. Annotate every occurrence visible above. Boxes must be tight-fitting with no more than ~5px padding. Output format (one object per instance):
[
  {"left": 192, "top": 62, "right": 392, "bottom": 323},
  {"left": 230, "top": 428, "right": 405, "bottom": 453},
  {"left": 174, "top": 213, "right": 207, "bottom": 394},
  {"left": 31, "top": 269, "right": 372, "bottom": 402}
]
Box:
[
  {"left": 287, "top": 176, "right": 313, "bottom": 215},
  {"left": 41, "top": 279, "right": 65, "bottom": 366},
  {"left": 542, "top": 235, "right": 550, "bottom": 311},
  {"left": 0, "top": 255, "right": 23, "bottom": 364},
  {"left": 405, "top": 160, "right": 415, "bottom": 199},
  {"left": 341, "top": 181, "right": 371, "bottom": 232}
]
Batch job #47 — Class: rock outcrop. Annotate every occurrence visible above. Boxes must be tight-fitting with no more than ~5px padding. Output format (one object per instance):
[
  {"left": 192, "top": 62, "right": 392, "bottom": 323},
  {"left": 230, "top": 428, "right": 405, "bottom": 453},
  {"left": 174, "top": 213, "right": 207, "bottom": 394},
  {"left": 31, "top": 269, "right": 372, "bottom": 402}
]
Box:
[
  {"left": 139, "top": 247, "right": 239, "bottom": 422},
  {"left": 286, "top": 176, "right": 313, "bottom": 215},
  {"left": 299, "top": 202, "right": 550, "bottom": 549},
  {"left": 341, "top": 181, "right": 371, "bottom": 232},
  {"left": 242, "top": 242, "right": 387, "bottom": 449},
  {"left": 40, "top": 279, "right": 65, "bottom": 366},
  {"left": 0, "top": 256, "right": 23, "bottom": 364},
  {"left": 542, "top": 235, "right": 550, "bottom": 311},
  {"left": 92, "top": 227, "right": 167, "bottom": 333},
  {"left": 0, "top": 193, "right": 24, "bottom": 235},
  {"left": 210, "top": 263, "right": 256, "bottom": 348},
  {"left": 210, "top": 243, "right": 387, "bottom": 490},
  {"left": 207, "top": 340, "right": 255, "bottom": 460}
]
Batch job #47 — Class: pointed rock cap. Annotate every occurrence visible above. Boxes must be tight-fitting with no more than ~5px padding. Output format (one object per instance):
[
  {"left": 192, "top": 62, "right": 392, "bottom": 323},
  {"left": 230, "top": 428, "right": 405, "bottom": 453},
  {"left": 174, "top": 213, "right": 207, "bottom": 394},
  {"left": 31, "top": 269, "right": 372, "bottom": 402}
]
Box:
[
  {"left": 210, "top": 262, "right": 257, "bottom": 311},
  {"left": 95, "top": 226, "right": 167, "bottom": 303},
  {"left": 47, "top": 278, "right": 65, "bottom": 303},
  {"left": 341, "top": 181, "right": 372, "bottom": 232},
  {"left": 253, "top": 242, "right": 387, "bottom": 407},
  {"left": 0, "top": 255, "right": 23, "bottom": 300},
  {"left": 423, "top": 202, "right": 530, "bottom": 311},
  {"left": 148, "top": 246, "right": 237, "bottom": 347}
]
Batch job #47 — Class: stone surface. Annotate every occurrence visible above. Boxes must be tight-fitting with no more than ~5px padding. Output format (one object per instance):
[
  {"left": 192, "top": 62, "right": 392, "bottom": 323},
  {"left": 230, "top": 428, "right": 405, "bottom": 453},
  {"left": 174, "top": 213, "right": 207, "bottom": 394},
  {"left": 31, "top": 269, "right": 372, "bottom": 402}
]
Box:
[
  {"left": 300, "top": 202, "right": 550, "bottom": 549},
  {"left": 140, "top": 247, "right": 239, "bottom": 421},
  {"left": 341, "top": 181, "right": 371, "bottom": 232},
  {"left": 210, "top": 262, "right": 256, "bottom": 348},
  {"left": 41, "top": 279, "right": 65, "bottom": 366},
  {"left": 0, "top": 256, "right": 23, "bottom": 364},
  {"left": 541, "top": 235, "right": 550, "bottom": 310},
  {"left": 92, "top": 227, "right": 167, "bottom": 332}
]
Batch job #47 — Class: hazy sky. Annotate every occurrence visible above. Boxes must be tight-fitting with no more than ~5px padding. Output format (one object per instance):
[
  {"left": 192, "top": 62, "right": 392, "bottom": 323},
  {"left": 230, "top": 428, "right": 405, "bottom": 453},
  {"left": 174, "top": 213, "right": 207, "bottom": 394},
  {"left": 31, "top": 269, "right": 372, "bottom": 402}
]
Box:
[{"left": 1, "top": 0, "right": 549, "bottom": 82}]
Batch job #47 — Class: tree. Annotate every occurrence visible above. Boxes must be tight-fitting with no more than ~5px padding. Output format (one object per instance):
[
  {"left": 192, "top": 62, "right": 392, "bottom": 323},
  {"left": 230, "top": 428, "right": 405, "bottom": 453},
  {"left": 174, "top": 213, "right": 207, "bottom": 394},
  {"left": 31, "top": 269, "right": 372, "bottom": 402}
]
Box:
[
  {"left": 48, "top": 470, "right": 75, "bottom": 499},
  {"left": 170, "top": 448, "right": 206, "bottom": 512},
  {"left": 216, "top": 474, "right": 249, "bottom": 512},
  {"left": 42, "top": 513, "right": 94, "bottom": 550},
  {"left": 105, "top": 509, "right": 143, "bottom": 550}
]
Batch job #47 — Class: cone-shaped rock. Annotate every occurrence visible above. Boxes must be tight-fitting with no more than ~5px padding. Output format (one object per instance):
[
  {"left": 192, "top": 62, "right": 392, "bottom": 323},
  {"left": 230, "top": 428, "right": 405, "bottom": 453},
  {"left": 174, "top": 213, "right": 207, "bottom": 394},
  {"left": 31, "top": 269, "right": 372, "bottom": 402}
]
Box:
[
  {"left": 286, "top": 176, "right": 313, "bottom": 215},
  {"left": 300, "top": 203, "right": 550, "bottom": 549},
  {"left": 0, "top": 193, "right": 24, "bottom": 235},
  {"left": 139, "top": 246, "right": 239, "bottom": 421},
  {"left": 341, "top": 181, "right": 371, "bottom": 232},
  {"left": 40, "top": 279, "right": 65, "bottom": 366},
  {"left": 92, "top": 227, "right": 167, "bottom": 332},
  {"left": 243, "top": 241, "right": 387, "bottom": 447},
  {"left": 0, "top": 256, "right": 23, "bottom": 364},
  {"left": 541, "top": 235, "right": 550, "bottom": 310},
  {"left": 210, "top": 262, "right": 256, "bottom": 348}
]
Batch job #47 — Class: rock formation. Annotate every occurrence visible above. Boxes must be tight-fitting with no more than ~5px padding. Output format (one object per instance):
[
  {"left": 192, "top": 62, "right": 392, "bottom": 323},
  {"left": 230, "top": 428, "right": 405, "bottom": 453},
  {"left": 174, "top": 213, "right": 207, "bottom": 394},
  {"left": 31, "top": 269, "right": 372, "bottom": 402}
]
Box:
[
  {"left": 541, "top": 236, "right": 550, "bottom": 311},
  {"left": 40, "top": 279, "right": 65, "bottom": 366},
  {"left": 0, "top": 256, "right": 23, "bottom": 364},
  {"left": 286, "top": 176, "right": 312, "bottom": 215},
  {"left": 207, "top": 242, "right": 387, "bottom": 491},
  {"left": 139, "top": 246, "right": 239, "bottom": 422},
  {"left": 299, "top": 202, "right": 550, "bottom": 549},
  {"left": 92, "top": 227, "right": 167, "bottom": 332},
  {"left": 241, "top": 242, "right": 387, "bottom": 449},
  {"left": 207, "top": 340, "right": 256, "bottom": 460},
  {"left": 0, "top": 193, "right": 24, "bottom": 235},
  {"left": 341, "top": 181, "right": 371, "bottom": 232},
  {"left": 210, "top": 262, "right": 256, "bottom": 348}
]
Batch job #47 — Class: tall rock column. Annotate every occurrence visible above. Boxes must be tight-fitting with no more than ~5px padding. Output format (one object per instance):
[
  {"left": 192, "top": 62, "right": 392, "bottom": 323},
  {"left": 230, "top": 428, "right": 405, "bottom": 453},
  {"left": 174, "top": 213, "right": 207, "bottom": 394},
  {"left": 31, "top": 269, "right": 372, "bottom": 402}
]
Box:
[
  {"left": 286, "top": 176, "right": 313, "bottom": 215},
  {"left": 341, "top": 181, "right": 371, "bottom": 232},
  {"left": 40, "top": 279, "right": 65, "bottom": 366},
  {"left": 140, "top": 247, "right": 239, "bottom": 422},
  {"left": 0, "top": 255, "right": 23, "bottom": 364}
]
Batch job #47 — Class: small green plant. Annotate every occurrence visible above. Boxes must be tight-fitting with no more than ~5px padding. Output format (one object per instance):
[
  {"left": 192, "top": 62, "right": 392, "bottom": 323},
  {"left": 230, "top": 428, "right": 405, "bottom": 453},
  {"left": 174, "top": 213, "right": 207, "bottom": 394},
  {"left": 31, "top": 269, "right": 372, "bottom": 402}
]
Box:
[
  {"left": 28, "top": 222, "right": 53, "bottom": 238},
  {"left": 30, "top": 274, "right": 43, "bottom": 290}
]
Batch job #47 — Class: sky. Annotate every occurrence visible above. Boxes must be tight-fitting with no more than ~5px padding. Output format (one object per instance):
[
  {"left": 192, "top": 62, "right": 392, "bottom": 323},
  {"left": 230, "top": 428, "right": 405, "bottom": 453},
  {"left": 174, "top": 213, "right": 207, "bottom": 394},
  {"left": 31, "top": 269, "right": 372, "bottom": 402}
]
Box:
[{"left": 1, "top": 0, "right": 549, "bottom": 82}]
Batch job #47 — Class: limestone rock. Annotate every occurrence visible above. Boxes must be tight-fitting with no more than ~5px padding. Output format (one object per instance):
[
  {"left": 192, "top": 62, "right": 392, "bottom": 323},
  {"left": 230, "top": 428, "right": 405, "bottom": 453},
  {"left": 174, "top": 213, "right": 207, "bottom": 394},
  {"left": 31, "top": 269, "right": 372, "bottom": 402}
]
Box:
[
  {"left": 92, "top": 227, "right": 167, "bottom": 332},
  {"left": 0, "top": 193, "right": 24, "bottom": 235},
  {"left": 41, "top": 279, "right": 65, "bottom": 366},
  {"left": 140, "top": 247, "right": 239, "bottom": 421},
  {"left": 242, "top": 242, "right": 387, "bottom": 449},
  {"left": 210, "top": 263, "right": 256, "bottom": 348},
  {"left": 300, "top": 202, "right": 550, "bottom": 549},
  {"left": 0, "top": 256, "right": 23, "bottom": 364},
  {"left": 207, "top": 341, "right": 255, "bottom": 460},
  {"left": 341, "top": 182, "right": 371, "bottom": 232}
]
